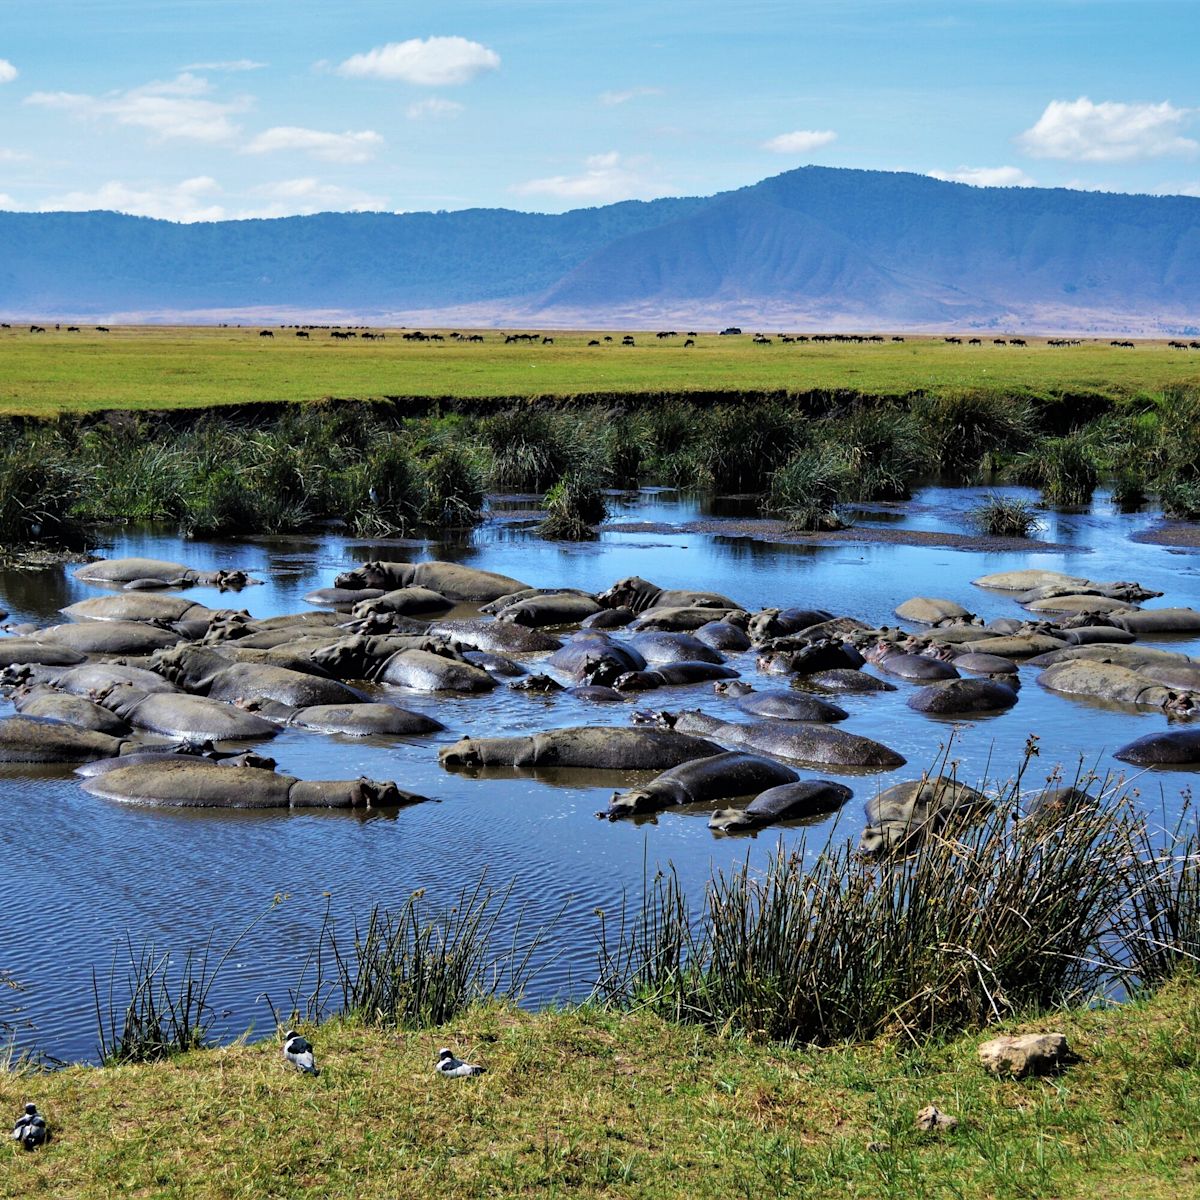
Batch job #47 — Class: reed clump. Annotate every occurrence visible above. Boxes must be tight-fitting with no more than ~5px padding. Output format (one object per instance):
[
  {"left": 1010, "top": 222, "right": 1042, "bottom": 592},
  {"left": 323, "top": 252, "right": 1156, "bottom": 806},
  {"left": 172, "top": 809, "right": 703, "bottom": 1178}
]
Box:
[
  {"left": 968, "top": 493, "right": 1042, "bottom": 538},
  {"left": 538, "top": 471, "right": 608, "bottom": 540},
  {"left": 763, "top": 448, "right": 851, "bottom": 531},
  {"left": 1013, "top": 432, "right": 1100, "bottom": 506}
]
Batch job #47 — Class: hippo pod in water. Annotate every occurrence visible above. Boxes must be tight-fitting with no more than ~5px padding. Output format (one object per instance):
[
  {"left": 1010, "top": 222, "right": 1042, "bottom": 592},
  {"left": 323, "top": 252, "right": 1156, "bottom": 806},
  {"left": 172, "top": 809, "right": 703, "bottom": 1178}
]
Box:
[
  {"left": 714, "top": 681, "right": 848, "bottom": 723},
  {"left": 96, "top": 686, "right": 280, "bottom": 742},
  {"left": 1114, "top": 728, "right": 1200, "bottom": 767},
  {"left": 906, "top": 677, "right": 1018, "bottom": 715},
  {"left": 74, "top": 557, "right": 261, "bottom": 591},
  {"left": 333, "top": 560, "right": 530, "bottom": 602},
  {"left": 311, "top": 635, "right": 494, "bottom": 692},
  {"left": 241, "top": 698, "right": 444, "bottom": 736},
  {"left": 658, "top": 710, "right": 905, "bottom": 770},
  {"left": 606, "top": 751, "right": 799, "bottom": 820},
  {"left": 860, "top": 777, "right": 991, "bottom": 856},
  {"left": 0, "top": 715, "right": 138, "bottom": 762},
  {"left": 595, "top": 575, "right": 742, "bottom": 615},
  {"left": 612, "top": 662, "right": 740, "bottom": 691},
  {"left": 439, "top": 726, "right": 723, "bottom": 771},
  {"left": 709, "top": 779, "right": 853, "bottom": 832},
  {"left": 494, "top": 592, "right": 603, "bottom": 628},
  {"left": 1037, "top": 660, "right": 1199, "bottom": 716},
  {"left": 80, "top": 759, "right": 426, "bottom": 810}
]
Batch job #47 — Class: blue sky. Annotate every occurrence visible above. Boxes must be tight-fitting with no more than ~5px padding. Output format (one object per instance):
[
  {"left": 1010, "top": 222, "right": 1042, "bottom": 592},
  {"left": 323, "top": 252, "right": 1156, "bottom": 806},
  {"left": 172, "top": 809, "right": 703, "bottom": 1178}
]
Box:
[{"left": 1, "top": 0, "right": 1198, "bottom": 221}]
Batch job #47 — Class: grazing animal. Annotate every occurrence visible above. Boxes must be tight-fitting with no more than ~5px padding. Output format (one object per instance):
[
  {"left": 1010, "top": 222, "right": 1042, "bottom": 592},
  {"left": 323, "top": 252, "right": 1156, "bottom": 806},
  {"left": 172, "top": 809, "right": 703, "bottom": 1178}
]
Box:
[
  {"left": 436, "top": 1047, "right": 486, "bottom": 1077},
  {"left": 588, "top": 339, "right": 601, "bottom": 346},
  {"left": 296, "top": 330, "right": 309, "bottom": 338},
  {"left": 684, "top": 338, "right": 695, "bottom": 347},
  {"left": 12, "top": 1104, "right": 48, "bottom": 1151},
  {"left": 258, "top": 330, "right": 274, "bottom": 337},
  {"left": 95, "top": 325, "right": 110, "bottom": 332},
  {"left": 283, "top": 1029, "right": 319, "bottom": 1075}
]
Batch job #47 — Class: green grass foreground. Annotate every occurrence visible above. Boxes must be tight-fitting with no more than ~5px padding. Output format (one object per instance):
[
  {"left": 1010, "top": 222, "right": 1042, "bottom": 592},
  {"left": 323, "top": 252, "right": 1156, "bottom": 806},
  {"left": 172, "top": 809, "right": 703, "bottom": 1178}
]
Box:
[
  {"left": 2, "top": 325, "right": 1200, "bottom": 414},
  {"left": 3, "top": 979, "right": 1198, "bottom": 1199}
]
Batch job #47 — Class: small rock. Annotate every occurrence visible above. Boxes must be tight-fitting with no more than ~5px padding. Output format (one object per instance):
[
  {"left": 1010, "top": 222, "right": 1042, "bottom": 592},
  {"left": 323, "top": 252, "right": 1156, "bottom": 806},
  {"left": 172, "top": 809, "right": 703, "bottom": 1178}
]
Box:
[
  {"left": 978, "top": 1032, "right": 1069, "bottom": 1078},
  {"left": 915, "top": 1104, "right": 959, "bottom": 1132}
]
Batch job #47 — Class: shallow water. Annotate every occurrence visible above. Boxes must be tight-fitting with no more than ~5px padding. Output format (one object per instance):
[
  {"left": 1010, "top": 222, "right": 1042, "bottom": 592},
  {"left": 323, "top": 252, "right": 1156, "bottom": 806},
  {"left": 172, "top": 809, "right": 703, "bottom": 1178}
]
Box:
[{"left": 2, "top": 484, "right": 1199, "bottom": 1063}]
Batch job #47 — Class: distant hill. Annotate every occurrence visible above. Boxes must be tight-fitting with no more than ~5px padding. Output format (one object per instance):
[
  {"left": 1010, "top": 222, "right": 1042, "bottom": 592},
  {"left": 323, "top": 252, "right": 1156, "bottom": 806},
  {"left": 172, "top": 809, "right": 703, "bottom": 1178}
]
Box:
[{"left": 2, "top": 167, "right": 1199, "bottom": 333}]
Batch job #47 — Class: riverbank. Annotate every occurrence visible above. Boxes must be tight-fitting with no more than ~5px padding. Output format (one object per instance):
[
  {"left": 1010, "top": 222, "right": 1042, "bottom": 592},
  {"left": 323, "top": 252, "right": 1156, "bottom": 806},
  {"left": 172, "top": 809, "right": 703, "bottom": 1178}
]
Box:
[{"left": 3, "top": 977, "right": 1197, "bottom": 1199}]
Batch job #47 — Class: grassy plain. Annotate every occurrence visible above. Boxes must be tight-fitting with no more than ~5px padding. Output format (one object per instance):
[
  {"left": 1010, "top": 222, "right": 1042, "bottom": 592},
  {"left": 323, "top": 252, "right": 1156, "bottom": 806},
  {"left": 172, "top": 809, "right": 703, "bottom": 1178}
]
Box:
[
  {"left": 3, "top": 979, "right": 1198, "bottom": 1199},
  {"left": 1, "top": 325, "right": 1199, "bottom": 415}
]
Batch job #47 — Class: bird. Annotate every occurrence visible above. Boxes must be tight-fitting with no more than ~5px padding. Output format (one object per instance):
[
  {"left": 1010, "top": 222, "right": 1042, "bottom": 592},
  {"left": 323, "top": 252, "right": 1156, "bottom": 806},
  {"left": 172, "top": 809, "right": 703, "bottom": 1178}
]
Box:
[
  {"left": 435, "top": 1047, "right": 486, "bottom": 1078},
  {"left": 12, "top": 1103, "right": 48, "bottom": 1151},
  {"left": 283, "top": 1029, "right": 319, "bottom": 1075}
]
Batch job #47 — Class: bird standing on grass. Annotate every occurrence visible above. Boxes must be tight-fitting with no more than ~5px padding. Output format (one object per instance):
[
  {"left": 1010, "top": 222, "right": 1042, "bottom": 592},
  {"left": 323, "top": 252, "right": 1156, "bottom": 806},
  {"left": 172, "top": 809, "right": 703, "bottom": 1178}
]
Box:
[
  {"left": 435, "top": 1047, "right": 486, "bottom": 1077},
  {"left": 283, "top": 1029, "right": 320, "bottom": 1075},
  {"left": 12, "top": 1103, "right": 48, "bottom": 1150}
]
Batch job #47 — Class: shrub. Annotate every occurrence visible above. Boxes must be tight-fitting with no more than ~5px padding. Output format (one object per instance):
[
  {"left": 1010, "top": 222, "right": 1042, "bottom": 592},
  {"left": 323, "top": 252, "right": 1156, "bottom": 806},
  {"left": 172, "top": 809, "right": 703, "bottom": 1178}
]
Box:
[
  {"left": 692, "top": 403, "right": 800, "bottom": 492},
  {"left": 421, "top": 446, "right": 484, "bottom": 527},
  {"left": 538, "top": 471, "right": 608, "bottom": 540},
  {"left": 969, "top": 493, "right": 1042, "bottom": 538}
]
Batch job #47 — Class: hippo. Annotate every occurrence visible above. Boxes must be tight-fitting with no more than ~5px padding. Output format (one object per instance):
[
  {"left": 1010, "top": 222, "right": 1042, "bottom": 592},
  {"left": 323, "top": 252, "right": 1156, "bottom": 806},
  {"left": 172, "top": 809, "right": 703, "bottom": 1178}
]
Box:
[
  {"left": 596, "top": 576, "right": 741, "bottom": 614},
  {"left": 581, "top": 607, "right": 636, "bottom": 630},
  {"left": 11, "top": 686, "right": 132, "bottom": 736},
  {"left": 709, "top": 779, "right": 853, "bottom": 831},
  {"left": 310, "top": 636, "right": 495, "bottom": 692},
  {"left": 612, "top": 662, "right": 740, "bottom": 691},
  {"left": 746, "top": 608, "right": 835, "bottom": 643},
  {"left": 1024, "top": 785, "right": 1099, "bottom": 818},
  {"left": 972, "top": 570, "right": 1091, "bottom": 592},
  {"left": 304, "top": 587, "right": 386, "bottom": 609},
  {"left": 463, "top": 650, "right": 526, "bottom": 678},
  {"left": 96, "top": 687, "right": 280, "bottom": 742},
  {"left": 333, "top": 561, "right": 529, "bottom": 602},
  {"left": 150, "top": 646, "right": 358, "bottom": 706},
  {"left": 208, "top": 623, "right": 349, "bottom": 652},
  {"left": 1014, "top": 580, "right": 1161, "bottom": 604},
  {"left": 494, "top": 593, "right": 603, "bottom": 627},
  {"left": 1024, "top": 595, "right": 1139, "bottom": 615},
  {"left": 0, "top": 715, "right": 134, "bottom": 762},
  {"left": 658, "top": 711, "right": 905, "bottom": 770},
  {"left": 1114, "top": 728, "right": 1200, "bottom": 767},
  {"left": 756, "top": 640, "right": 865, "bottom": 676},
  {"left": 948, "top": 652, "right": 1019, "bottom": 678},
  {"left": 714, "top": 683, "right": 848, "bottom": 723},
  {"left": 239, "top": 699, "right": 444, "bottom": 736},
  {"left": 510, "top": 673, "right": 564, "bottom": 693},
  {"left": 480, "top": 588, "right": 597, "bottom": 615},
  {"left": 1037, "top": 660, "right": 1195, "bottom": 713},
  {"left": 628, "top": 631, "right": 726, "bottom": 666},
  {"left": 894, "top": 597, "right": 976, "bottom": 626},
  {"left": 792, "top": 669, "right": 897, "bottom": 694},
  {"left": 0, "top": 641, "right": 88, "bottom": 669},
  {"left": 567, "top": 685, "right": 625, "bottom": 702},
  {"left": 1115, "top": 608, "right": 1200, "bottom": 635},
  {"left": 546, "top": 633, "right": 645, "bottom": 682},
  {"left": 438, "top": 726, "right": 723, "bottom": 771},
  {"left": 59, "top": 594, "right": 224, "bottom": 625},
  {"left": 1026, "top": 644, "right": 1192, "bottom": 671},
  {"left": 74, "top": 747, "right": 277, "bottom": 778},
  {"left": 860, "top": 777, "right": 991, "bottom": 855},
  {"left": 427, "top": 620, "right": 562, "bottom": 654},
  {"left": 74, "top": 558, "right": 261, "bottom": 590},
  {"left": 693, "top": 620, "right": 752, "bottom": 652},
  {"left": 350, "top": 587, "right": 454, "bottom": 619},
  {"left": 81, "top": 759, "right": 424, "bottom": 809},
  {"left": 1059, "top": 625, "right": 1136, "bottom": 646},
  {"left": 627, "top": 606, "right": 745, "bottom": 632},
  {"left": 33, "top": 621, "right": 183, "bottom": 656},
  {"left": 956, "top": 634, "right": 1067, "bottom": 659},
  {"left": 871, "top": 652, "right": 959, "bottom": 682},
  {"left": 906, "top": 678, "right": 1018, "bottom": 715},
  {"left": 925, "top": 626, "right": 1002, "bottom": 647},
  {"left": 606, "top": 751, "right": 799, "bottom": 819}
]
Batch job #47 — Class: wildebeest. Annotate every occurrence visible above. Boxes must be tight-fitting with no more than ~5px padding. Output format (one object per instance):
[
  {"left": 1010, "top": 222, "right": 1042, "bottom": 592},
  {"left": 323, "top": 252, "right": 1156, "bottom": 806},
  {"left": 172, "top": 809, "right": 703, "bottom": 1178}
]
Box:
[
  {"left": 968, "top": 338, "right": 981, "bottom": 345},
  {"left": 296, "top": 330, "right": 309, "bottom": 338},
  {"left": 95, "top": 326, "right": 110, "bottom": 332},
  {"left": 891, "top": 335, "right": 904, "bottom": 342},
  {"left": 588, "top": 339, "right": 601, "bottom": 346},
  {"left": 621, "top": 335, "right": 636, "bottom": 346},
  {"left": 29, "top": 325, "right": 46, "bottom": 333},
  {"left": 67, "top": 326, "right": 80, "bottom": 332},
  {"left": 684, "top": 338, "right": 695, "bottom": 347},
  {"left": 259, "top": 330, "right": 274, "bottom": 337}
]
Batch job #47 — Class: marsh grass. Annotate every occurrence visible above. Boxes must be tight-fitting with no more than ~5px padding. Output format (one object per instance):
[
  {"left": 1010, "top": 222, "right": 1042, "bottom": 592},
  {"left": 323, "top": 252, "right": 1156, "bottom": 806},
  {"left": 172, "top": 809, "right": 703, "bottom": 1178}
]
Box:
[
  {"left": 968, "top": 493, "right": 1042, "bottom": 537},
  {"left": 538, "top": 472, "right": 608, "bottom": 540},
  {"left": 826, "top": 403, "right": 928, "bottom": 500},
  {"left": 1013, "top": 432, "right": 1100, "bottom": 505},
  {"left": 912, "top": 390, "right": 1036, "bottom": 479},
  {"left": 480, "top": 407, "right": 575, "bottom": 491},
  {"left": 763, "top": 448, "right": 851, "bottom": 531}
]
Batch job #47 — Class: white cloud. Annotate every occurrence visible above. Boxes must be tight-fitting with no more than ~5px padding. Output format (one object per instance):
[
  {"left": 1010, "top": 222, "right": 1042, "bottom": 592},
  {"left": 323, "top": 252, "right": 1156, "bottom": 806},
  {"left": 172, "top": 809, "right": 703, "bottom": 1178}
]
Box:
[
  {"left": 0, "top": 193, "right": 15, "bottom": 207},
  {"left": 0, "top": 59, "right": 17, "bottom": 84},
  {"left": 0, "top": 147, "right": 29, "bottom": 163},
  {"left": 406, "top": 97, "right": 464, "bottom": 119},
  {"left": 235, "top": 177, "right": 387, "bottom": 218},
  {"left": 512, "top": 152, "right": 674, "bottom": 204},
  {"left": 243, "top": 126, "right": 383, "bottom": 163},
  {"left": 928, "top": 165, "right": 1036, "bottom": 188},
  {"left": 1017, "top": 97, "right": 1197, "bottom": 162},
  {"left": 599, "top": 86, "right": 662, "bottom": 106},
  {"left": 181, "top": 59, "right": 266, "bottom": 72},
  {"left": 762, "top": 129, "right": 838, "bottom": 155},
  {"left": 39, "top": 177, "right": 225, "bottom": 222},
  {"left": 26, "top": 73, "right": 249, "bottom": 143},
  {"left": 337, "top": 37, "right": 499, "bottom": 86}
]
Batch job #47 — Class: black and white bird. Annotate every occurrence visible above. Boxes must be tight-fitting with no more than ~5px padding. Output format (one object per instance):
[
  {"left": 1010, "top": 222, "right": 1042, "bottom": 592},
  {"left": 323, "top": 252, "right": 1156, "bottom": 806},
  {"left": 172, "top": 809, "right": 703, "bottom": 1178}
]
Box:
[
  {"left": 283, "top": 1029, "right": 319, "bottom": 1076},
  {"left": 435, "top": 1047, "right": 486, "bottom": 1078},
  {"left": 12, "top": 1103, "right": 48, "bottom": 1151}
]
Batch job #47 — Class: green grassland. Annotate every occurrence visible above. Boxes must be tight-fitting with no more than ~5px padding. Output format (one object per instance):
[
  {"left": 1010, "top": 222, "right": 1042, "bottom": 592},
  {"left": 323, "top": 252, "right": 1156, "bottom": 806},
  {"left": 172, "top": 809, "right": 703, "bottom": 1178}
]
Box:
[
  {"left": 3, "top": 979, "right": 1198, "bottom": 1199},
  {"left": 2, "top": 325, "right": 1199, "bottom": 415}
]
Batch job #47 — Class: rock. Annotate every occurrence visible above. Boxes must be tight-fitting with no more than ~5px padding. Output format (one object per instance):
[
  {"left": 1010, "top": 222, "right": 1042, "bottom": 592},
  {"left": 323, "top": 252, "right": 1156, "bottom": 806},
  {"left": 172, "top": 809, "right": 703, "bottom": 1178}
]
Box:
[
  {"left": 977, "top": 1032, "right": 1069, "bottom": 1078},
  {"left": 914, "top": 1105, "right": 959, "bottom": 1132}
]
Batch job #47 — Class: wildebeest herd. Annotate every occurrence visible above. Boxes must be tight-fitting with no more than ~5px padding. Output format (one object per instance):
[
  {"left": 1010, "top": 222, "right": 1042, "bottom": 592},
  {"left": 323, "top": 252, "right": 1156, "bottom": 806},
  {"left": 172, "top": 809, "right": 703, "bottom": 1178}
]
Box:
[{"left": 3, "top": 555, "right": 1200, "bottom": 854}]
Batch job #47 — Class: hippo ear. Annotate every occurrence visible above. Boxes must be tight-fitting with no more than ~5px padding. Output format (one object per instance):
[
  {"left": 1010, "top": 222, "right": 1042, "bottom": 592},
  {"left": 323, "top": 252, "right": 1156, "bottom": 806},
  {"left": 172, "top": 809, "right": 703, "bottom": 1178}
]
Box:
[{"left": 349, "top": 778, "right": 369, "bottom": 807}]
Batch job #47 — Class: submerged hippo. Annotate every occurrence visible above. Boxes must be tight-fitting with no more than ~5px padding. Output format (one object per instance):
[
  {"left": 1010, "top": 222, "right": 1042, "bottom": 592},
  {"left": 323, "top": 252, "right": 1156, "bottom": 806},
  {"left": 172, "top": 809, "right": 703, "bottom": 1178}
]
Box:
[
  {"left": 427, "top": 620, "right": 563, "bottom": 654},
  {"left": 334, "top": 560, "right": 529, "bottom": 602},
  {"left": 746, "top": 608, "right": 835, "bottom": 643},
  {"left": 1114, "top": 728, "right": 1200, "bottom": 767},
  {"left": 756, "top": 640, "right": 864, "bottom": 676},
  {"left": 581, "top": 606, "right": 636, "bottom": 631},
  {"left": 1037, "top": 660, "right": 1197, "bottom": 714},
  {"left": 871, "top": 652, "right": 960, "bottom": 683},
  {"left": 793, "top": 669, "right": 897, "bottom": 694},
  {"left": 11, "top": 686, "right": 132, "bottom": 736},
  {"left": 74, "top": 558, "right": 260, "bottom": 590},
  {"left": 628, "top": 606, "right": 745, "bottom": 632},
  {"left": 59, "top": 594, "right": 227, "bottom": 626},
  {"left": 350, "top": 587, "right": 454, "bottom": 619},
  {"left": 239, "top": 699, "right": 444, "bottom": 736},
  {"left": 33, "top": 621, "right": 183, "bottom": 656},
  {"left": 628, "top": 631, "right": 726, "bottom": 666},
  {"left": 81, "top": 759, "right": 424, "bottom": 809},
  {"left": 311, "top": 636, "right": 495, "bottom": 693},
  {"left": 693, "top": 620, "right": 752, "bottom": 652},
  {"left": 596, "top": 576, "right": 742, "bottom": 614},
  {"left": 714, "top": 682, "right": 848, "bottom": 723},
  {"left": 860, "top": 777, "right": 991, "bottom": 855},
  {"left": 546, "top": 633, "right": 645, "bottom": 682},
  {"left": 438, "top": 726, "right": 723, "bottom": 771},
  {"left": 606, "top": 751, "right": 799, "bottom": 819},
  {"left": 972, "top": 570, "right": 1091, "bottom": 593},
  {"left": 97, "top": 687, "right": 280, "bottom": 742},
  {"left": 906, "top": 678, "right": 1018, "bottom": 715},
  {"left": 894, "top": 597, "right": 976, "bottom": 626},
  {"left": 709, "top": 779, "right": 853, "bottom": 831},
  {"left": 150, "top": 646, "right": 358, "bottom": 706},
  {"left": 494, "top": 593, "right": 603, "bottom": 627},
  {"left": 0, "top": 641, "right": 88, "bottom": 669},
  {"left": 0, "top": 715, "right": 135, "bottom": 762},
  {"left": 1115, "top": 608, "right": 1200, "bottom": 635},
  {"left": 613, "top": 662, "right": 739, "bottom": 691}
]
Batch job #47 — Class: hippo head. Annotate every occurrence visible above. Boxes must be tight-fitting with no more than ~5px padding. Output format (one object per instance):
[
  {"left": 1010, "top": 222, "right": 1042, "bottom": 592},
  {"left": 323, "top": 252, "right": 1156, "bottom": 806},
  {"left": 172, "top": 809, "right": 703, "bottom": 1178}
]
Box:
[
  {"left": 581, "top": 656, "right": 623, "bottom": 688},
  {"left": 0, "top": 664, "right": 32, "bottom": 687},
  {"left": 510, "top": 674, "right": 563, "bottom": 694},
  {"left": 438, "top": 740, "right": 481, "bottom": 769},
  {"left": 708, "top": 807, "right": 753, "bottom": 832},
  {"left": 335, "top": 561, "right": 393, "bottom": 591},
  {"left": 214, "top": 569, "right": 257, "bottom": 592},
  {"left": 606, "top": 788, "right": 652, "bottom": 820},
  {"left": 220, "top": 751, "right": 277, "bottom": 771},
  {"left": 1164, "top": 690, "right": 1200, "bottom": 721},
  {"left": 714, "top": 679, "right": 753, "bottom": 698},
  {"left": 596, "top": 576, "right": 654, "bottom": 612},
  {"left": 631, "top": 709, "right": 674, "bottom": 727},
  {"left": 349, "top": 777, "right": 403, "bottom": 808}
]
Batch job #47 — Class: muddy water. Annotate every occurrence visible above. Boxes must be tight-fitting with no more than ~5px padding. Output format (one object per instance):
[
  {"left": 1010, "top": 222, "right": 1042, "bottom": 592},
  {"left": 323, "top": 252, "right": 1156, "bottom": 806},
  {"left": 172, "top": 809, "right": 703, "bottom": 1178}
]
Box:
[{"left": 2, "top": 484, "right": 1199, "bottom": 1063}]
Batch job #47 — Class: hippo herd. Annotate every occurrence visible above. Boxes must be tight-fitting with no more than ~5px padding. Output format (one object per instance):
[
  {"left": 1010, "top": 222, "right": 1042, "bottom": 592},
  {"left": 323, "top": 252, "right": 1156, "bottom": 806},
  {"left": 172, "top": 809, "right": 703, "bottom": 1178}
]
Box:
[{"left": 2, "top": 554, "right": 1199, "bottom": 852}]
